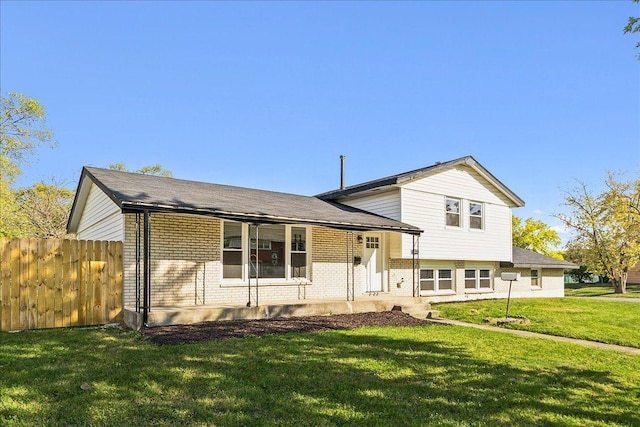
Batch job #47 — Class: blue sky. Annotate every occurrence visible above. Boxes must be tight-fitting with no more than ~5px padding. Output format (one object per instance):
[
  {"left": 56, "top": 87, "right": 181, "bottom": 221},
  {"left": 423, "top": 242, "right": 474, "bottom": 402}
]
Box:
[{"left": 1, "top": 1, "right": 639, "bottom": 244}]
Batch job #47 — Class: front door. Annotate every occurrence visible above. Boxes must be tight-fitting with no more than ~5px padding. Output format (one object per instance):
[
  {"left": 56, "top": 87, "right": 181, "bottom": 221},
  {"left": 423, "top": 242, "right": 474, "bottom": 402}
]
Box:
[{"left": 363, "top": 233, "right": 383, "bottom": 293}]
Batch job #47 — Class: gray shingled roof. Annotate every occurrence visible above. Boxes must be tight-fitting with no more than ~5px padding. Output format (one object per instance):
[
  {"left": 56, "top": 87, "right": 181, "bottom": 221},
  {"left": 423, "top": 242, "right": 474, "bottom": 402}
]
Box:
[
  {"left": 317, "top": 155, "right": 525, "bottom": 207},
  {"left": 67, "top": 167, "right": 423, "bottom": 235},
  {"left": 504, "top": 246, "right": 578, "bottom": 269}
]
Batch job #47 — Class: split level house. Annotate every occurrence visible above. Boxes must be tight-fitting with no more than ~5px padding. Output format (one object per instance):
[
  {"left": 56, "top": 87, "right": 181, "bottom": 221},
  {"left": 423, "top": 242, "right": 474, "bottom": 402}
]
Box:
[{"left": 67, "top": 156, "right": 577, "bottom": 328}]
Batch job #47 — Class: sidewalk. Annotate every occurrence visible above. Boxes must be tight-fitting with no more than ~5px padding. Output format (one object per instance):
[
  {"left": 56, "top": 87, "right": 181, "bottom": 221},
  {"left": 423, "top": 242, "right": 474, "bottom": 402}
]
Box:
[
  {"left": 428, "top": 318, "right": 640, "bottom": 355},
  {"left": 569, "top": 296, "right": 640, "bottom": 303}
]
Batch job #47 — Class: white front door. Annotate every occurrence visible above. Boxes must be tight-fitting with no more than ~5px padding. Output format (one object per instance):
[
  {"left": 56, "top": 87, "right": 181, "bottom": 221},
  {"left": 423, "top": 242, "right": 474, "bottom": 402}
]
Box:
[{"left": 363, "top": 233, "right": 383, "bottom": 293}]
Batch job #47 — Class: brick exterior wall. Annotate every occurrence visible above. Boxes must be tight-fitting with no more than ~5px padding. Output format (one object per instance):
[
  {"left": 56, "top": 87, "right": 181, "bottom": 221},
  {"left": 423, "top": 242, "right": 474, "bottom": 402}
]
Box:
[
  {"left": 121, "top": 212, "right": 566, "bottom": 307},
  {"left": 388, "top": 258, "right": 417, "bottom": 297},
  {"left": 122, "top": 213, "right": 367, "bottom": 307},
  {"left": 310, "top": 227, "right": 364, "bottom": 299},
  {"left": 123, "top": 213, "right": 221, "bottom": 307}
]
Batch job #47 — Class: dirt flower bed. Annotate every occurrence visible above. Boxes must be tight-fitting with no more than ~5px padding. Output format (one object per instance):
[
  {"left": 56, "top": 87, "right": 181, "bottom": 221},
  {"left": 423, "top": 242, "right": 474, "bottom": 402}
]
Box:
[{"left": 143, "top": 311, "right": 435, "bottom": 345}]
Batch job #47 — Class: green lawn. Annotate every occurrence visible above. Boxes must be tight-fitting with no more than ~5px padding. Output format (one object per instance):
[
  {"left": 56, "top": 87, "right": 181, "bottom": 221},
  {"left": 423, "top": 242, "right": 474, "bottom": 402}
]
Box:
[
  {"left": 434, "top": 297, "right": 640, "bottom": 348},
  {"left": 565, "top": 282, "right": 640, "bottom": 297},
  {"left": 1, "top": 324, "right": 639, "bottom": 426}
]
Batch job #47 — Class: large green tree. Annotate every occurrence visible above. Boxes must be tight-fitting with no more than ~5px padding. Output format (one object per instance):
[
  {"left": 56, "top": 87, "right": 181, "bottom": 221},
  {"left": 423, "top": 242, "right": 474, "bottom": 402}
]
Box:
[
  {"left": 1, "top": 92, "right": 56, "bottom": 237},
  {"left": 512, "top": 215, "right": 563, "bottom": 259},
  {"left": 15, "top": 180, "right": 74, "bottom": 238},
  {"left": 1, "top": 92, "right": 55, "bottom": 182},
  {"left": 558, "top": 174, "right": 640, "bottom": 293}
]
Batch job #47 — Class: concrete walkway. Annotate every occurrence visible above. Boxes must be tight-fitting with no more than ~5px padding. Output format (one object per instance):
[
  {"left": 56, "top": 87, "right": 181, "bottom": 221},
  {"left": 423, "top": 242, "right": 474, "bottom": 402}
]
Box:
[
  {"left": 568, "top": 296, "right": 640, "bottom": 302},
  {"left": 428, "top": 318, "right": 640, "bottom": 355}
]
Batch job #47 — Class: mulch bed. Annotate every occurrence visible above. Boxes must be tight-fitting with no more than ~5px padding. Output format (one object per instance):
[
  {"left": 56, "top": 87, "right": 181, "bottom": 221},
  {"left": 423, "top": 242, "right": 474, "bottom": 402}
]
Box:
[{"left": 143, "top": 311, "right": 435, "bottom": 345}]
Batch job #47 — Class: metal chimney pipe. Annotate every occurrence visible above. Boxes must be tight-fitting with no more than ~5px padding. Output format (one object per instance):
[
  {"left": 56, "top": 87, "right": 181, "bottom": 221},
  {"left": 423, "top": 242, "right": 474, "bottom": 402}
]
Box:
[{"left": 340, "top": 155, "right": 345, "bottom": 190}]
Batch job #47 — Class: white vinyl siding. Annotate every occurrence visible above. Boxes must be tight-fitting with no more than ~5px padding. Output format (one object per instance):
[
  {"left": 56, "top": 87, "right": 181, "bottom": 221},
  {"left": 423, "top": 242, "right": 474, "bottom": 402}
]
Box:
[
  {"left": 337, "top": 190, "right": 404, "bottom": 259},
  {"left": 76, "top": 183, "right": 123, "bottom": 241},
  {"left": 338, "top": 190, "right": 401, "bottom": 220},
  {"left": 399, "top": 166, "right": 513, "bottom": 261},
  {"left": 402, "top": 166, "right": 515, "bottom": 206}
]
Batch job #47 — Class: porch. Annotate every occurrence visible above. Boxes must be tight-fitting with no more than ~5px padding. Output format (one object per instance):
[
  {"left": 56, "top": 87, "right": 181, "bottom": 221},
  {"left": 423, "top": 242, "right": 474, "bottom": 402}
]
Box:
[{"left": 124, "top": 295, "right": 439, "bottom": 330}]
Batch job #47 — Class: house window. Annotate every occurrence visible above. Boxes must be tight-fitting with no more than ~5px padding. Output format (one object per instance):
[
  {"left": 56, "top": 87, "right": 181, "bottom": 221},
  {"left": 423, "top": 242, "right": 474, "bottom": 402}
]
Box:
[
  {"left": 465, "top": 269, "right": 492, "bottom": 290},
  {"left": 223, "top": 222, "right": 243, "bottom": 279},
  {"left": 469, "top": 202, "right": 483, "bottom": 230},
  {"left": 222, "top": 221, "right": 309, "bottom": 281},
  {"left": 445, "top": 198, "right": 461, "bottom": 227},
  {"left": 250, "top": 239, "right": 272, "bottom": 250},
  {"left": 366, "top": 236, "right": 380, "bottom": 249},
  {"left": 291, "top": 227, "right": 307, "bottom": 278},
  {"left": 250, "top": 224, "right": 285, "bottom": 279},
  {"left": 531, "top": 269, "right": 540, "bottom": 287},
  {"left": 420, "top": 268, "right": 454, "bottom": 292}
]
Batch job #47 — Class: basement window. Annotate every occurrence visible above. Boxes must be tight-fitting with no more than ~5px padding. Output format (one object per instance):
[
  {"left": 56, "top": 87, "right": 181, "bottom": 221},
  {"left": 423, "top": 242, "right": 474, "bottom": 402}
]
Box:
[
  {"left": 420, "top": 268, "right": 454, "bottom": 293},
  {"left": 465, "top": 269, "right": 492, "bottom": 290}
]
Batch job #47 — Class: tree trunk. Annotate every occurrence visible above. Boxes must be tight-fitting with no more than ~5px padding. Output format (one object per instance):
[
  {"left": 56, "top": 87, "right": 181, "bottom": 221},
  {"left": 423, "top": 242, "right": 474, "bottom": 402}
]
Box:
[{"left": 612, "top": 274, "right": 627, "bottom": 294}]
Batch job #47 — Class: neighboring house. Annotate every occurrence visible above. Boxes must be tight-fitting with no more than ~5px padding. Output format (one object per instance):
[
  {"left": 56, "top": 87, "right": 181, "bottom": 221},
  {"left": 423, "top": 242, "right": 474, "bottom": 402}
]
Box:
[
  {"left": 67, "top": 156, "right": 576, "bottom": 328},
  {"left": 628, "top": 263, "right": 640, "bottom": 284}
]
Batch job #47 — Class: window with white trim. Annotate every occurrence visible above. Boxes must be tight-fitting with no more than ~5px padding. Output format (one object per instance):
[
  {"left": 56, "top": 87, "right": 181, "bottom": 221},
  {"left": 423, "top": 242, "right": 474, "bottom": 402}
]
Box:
[
  {"left": 365, "top": 236, "right": 380, "bottom": 249},
  {"left": 223, "top": 222, "right": 243, "bottom": 279},
  {"left": 531, "top": 269, "right": 540, "bottom": 287},
  {"left": 464, "top": 269, "right": 492, "bottom": 290},
  {"left": 445, "top": 198, "right": 461, "bottom": 227},
  {"left": 291, "top": 227, "right": 307, "bottom": 278},
  {"left": 250, "top": 224, "right": 285, "bottom": 279},
  {"left": 420, "top": 268, "right": 454, "bottom": 292},
  {"left": 469, "top": 202, "right": 483, "bottom": 230},
  {"left": 222, "top": 221, "right": 309, "bottom": 281}
]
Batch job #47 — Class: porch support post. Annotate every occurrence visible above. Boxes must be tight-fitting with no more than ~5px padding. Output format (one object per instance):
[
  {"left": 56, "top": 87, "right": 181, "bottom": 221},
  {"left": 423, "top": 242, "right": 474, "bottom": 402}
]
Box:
[
  {"left": 345, "top": 231, "right": 355, "bottom": 302},
  {"left": 345, "top": 231, "right": 349, "bottom": 301},
  {"left": 345, "top": 231, "right": 350, "bottom": 301},
  {"left": 351, "top": 232, "right": 355, "bottom": 301},
  {"left": 142, "top": 210, "right": 151, "bottom": 326},
  {"left": 135, "top": 212, "right": 141, "bottom": 313},
  {"left": 247, "top": 224, "right": 252, "bottom": 307},
  {"left": 411, "top": 235, "right": 420, "bottom": 298},
  {"left": 255, "top": 224, "right": 259, "bottom": 307},
  {"left": 247, "top": 224, "right": 260, "bottom": 307}
]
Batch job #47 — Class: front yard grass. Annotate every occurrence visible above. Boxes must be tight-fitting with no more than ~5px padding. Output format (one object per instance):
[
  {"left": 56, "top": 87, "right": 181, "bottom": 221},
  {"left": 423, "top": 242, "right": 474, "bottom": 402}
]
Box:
[
  {"left": 565, "top": 282, "right": 640, "bottom": 297},
  {"left": 1, "top": 324, "right": 639, "bottom": 426},
  {"left": 434, "top": 297, "right": 640, "bottom": 348}
]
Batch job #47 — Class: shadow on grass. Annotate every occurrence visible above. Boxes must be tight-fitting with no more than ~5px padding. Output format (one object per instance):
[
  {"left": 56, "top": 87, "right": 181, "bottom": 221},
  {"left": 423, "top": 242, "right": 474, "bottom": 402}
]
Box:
[
  {"left": 1, "top": 325, "right": 639, "bottom": 426},
  {"left": 565, "top": 282, "right": 640, "bottom": 297}
]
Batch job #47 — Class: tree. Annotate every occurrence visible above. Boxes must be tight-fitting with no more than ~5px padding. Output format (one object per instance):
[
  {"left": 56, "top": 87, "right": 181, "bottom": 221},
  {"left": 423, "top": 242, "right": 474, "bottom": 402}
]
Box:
[
  {"left": 624, "top": 0, "right": 640, "bottom": 59},
  {"left": 564, "top": 242, "right": 595, "bottom": 283},
  {"left": 512, "top": 215, "right": 563, "bottom": 259},
  {"left": 15, "top": 180, "right": 74, "bottom": 238},
  {"left": 108, "top": 163, "right": 172, "bottom": 177},
  {"left": 557, "top": 174, "right": 640, "bottom": 294},
  {"left": 1, "top": 92, "right": 55, "bottom": 237},
  {"left": 1, "top": 92, "right": 55, "bottom": 183}
]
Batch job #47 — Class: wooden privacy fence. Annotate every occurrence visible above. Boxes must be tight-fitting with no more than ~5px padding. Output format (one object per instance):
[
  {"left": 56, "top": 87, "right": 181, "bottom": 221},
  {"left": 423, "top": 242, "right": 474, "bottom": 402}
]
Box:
[{"left": 0, "top": 238, "right": 123, "bottom": 332}]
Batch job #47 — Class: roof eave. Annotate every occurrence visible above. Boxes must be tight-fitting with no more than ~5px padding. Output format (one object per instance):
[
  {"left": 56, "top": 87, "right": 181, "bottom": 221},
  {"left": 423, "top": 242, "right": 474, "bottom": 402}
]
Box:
[
  {"left": 120, "top": 202, "right": 424, "bottom": 235},
  {"left": 318, "top": 156, "right": 525, "bottom": 207},
  {"left": 67, "top": 167, "right": 126, "bottom": 233}
]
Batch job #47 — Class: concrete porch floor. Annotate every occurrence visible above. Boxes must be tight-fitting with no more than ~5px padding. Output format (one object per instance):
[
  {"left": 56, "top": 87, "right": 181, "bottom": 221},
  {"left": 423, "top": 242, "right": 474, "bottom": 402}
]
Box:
[{"left": 124, "top": 295, "right": 439, "bottom": 330}]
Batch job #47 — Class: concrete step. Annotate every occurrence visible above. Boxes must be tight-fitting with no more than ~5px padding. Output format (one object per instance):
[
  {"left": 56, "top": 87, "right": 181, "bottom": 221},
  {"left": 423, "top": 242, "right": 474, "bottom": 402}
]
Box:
[
  {"left": 407, "top": 310, "right": 440, "bottom": 320},
  {"left": 398, "top": 306, "right": 441, "bottom": 320}
]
